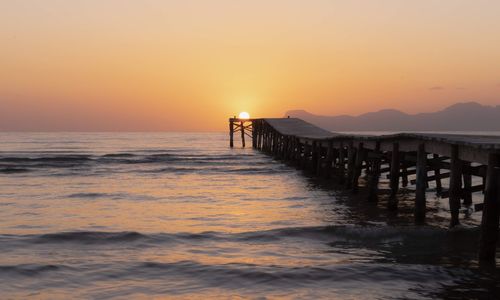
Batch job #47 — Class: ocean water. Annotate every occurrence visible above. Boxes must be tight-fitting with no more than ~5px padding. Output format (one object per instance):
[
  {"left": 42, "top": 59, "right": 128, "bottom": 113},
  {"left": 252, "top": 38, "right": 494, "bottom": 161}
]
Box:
[{"left": 0, "top": 132, "right": 499, "bottom": 299}]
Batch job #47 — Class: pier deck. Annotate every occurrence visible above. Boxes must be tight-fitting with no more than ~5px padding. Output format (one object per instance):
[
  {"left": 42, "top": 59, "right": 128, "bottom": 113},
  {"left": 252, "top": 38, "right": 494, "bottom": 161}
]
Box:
[
  {"left": 263, "top": 118, "right": 341, "bottom": 139},
  {"left": 231, "top": 117, "right": 500, "bottom": 264}
]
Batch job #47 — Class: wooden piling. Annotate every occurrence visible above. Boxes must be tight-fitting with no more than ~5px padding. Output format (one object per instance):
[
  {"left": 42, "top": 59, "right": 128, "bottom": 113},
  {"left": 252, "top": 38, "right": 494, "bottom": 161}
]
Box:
[
  {"left": 323, "top": 141, "right": 333, "bottom": 178},
  {"left": 295, "top": 139, "right": 302, "bottom": 166},
  {"left": 463, "top": 162, "right": 473, "bottom": 206},
  {"left": 338, "top": 142, "right": 346, "bottom": 184},
  {"left": 240, "top": 121, "right": 246, "bottom": 148},
  {"left": 311, "top": 141, "right": 319, "bottom": 173},
  {"left": 282, "top": 136, "right": 289, "bottom": 160},
  {"left": 449, "top": 145, "right": 462, "bottom": 227},
  {"left": 478, "top": 153, "right": 500, "bottom": 263},
  {"left": 301, "top": 142, "right": 310, "bottom": 170},
  {"left": 415, "top": 143, "right": 427, "bottom": 223},
  {"left": 401, "top": 153, "right": 409, "bottom": 187},
  {"left": 257, "top": 121, "right": 263, "bottom": 150},
  {"left": 252, "top": 122, "right": 257, "bottom": 148},
  {"left": 272, "top": 132, "right": 278, "bottom": 156},
  {"left": 432, "top": 154, "right": 443, "bottom": 195},
  {"left": 229, "top": 119, "right": 234, "bottom": 148},
  {"left": 388, "top": 142, "right": 400, "bottom": 210},
  {"left": 352, "top": 142, "right": 364, "bottom": 193},
  {"left": 368, "top": 142, "right": 381, "bottom": 202},
  {"left": 345, "top": 142, "right": 355, "bottom": 189}
]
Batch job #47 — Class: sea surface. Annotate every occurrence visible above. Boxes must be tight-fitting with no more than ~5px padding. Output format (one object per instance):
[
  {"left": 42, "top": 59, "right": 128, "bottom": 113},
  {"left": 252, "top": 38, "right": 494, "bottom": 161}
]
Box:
[{"left": 0, "top": 132, "right": 499, "bottom": 299}]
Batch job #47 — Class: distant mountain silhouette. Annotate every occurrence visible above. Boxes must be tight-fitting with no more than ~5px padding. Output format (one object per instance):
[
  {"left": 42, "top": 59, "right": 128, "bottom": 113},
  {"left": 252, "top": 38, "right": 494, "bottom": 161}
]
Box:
[{"left": 285, "top": 102, "right": 500, "bottom": 131}]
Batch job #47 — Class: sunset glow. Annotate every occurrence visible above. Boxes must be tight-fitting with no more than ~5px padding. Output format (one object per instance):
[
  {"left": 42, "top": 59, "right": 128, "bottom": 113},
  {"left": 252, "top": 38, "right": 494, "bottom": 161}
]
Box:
[
  {"left": 1, "top": 2, "right": 500, "bottom": 299},
  {"left": 1, "top": 1, "right": 500, "bottom": 131}
]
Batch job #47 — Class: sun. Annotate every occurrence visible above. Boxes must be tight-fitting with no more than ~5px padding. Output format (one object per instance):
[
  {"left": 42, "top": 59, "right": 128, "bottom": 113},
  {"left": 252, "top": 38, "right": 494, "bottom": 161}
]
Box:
[{"left": 238, "top": 112, "right": 250, "bottom": 119}]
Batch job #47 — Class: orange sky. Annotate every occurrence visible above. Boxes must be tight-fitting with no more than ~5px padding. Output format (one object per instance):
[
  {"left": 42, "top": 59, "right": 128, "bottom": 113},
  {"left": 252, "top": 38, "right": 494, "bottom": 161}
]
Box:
[{"left": 1, "top": 0, "right": 500, "bottom": 131}]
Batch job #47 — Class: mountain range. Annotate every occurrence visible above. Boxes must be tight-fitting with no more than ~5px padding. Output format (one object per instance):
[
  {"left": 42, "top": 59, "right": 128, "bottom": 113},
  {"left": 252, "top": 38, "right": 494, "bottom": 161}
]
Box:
[{"left": 285, "top": 102, "right": 500, "bottom": 131}]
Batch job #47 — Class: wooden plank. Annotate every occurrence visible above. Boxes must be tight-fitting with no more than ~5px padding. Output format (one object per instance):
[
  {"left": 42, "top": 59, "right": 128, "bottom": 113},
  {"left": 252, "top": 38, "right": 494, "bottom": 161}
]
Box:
[
  {"left": 440, "top": 184, "right": 484, "bottom": 199},
  {"left": 263, "top": 118, "right": 339, "bottom": 139},
  {"left": 410, "top": 172, "right": 450, "bottom": 185}
]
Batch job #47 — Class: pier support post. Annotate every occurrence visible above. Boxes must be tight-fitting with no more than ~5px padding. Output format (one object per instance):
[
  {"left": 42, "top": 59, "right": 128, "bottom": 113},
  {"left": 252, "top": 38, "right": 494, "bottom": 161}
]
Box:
[
  {"left": 432, "top": 154, "right": 443, "bottom": 195},
  {"left": 252, "top": 122, "right": 257, "bottom": 148},
  {"left": 269, "top": 129, "right": 274, "bottom": 154},
  {"left": 324, "top": 141, "right": 333, "bottom": 178},
  {"left": 479, "top": 153, "right": 500, "bottom": 263},
  {"left": 388, "top": 143, "right": 400, "bottom": 210},
  {"left": 229, "top": 119, "right": 234, "bottom": 147},
  {"left": 368, "top": 142, "right": 381, "bottom": 202},
  {"left": 301, "top": 142, "right": 310, "bottom": 170},
  {"left": 240, "top": 121, "right": 246, "bottom": 148},
  {"left": 295, "top": 139, "right": 303, "bottom": 167},
  {"left": 415, "top": 143, "right": 427, "bottom": 223},
  {"left": 401, "top": 153, "right": 409, "bottom": 187},
  {"left": 345, "top": 142, "right": 355, "bottom": 189},
  {"left": 449, "top": 145, "right": 463, "bottom": 227},
  {"left": 463, "top": 162, "right": 473, "bottom": 206},
  {"left": 263, "top": 128, "right": 269, "bottom": 153},
  {"left": 270, "top": 131, "right": 275, "bottom": 155},
  {"left": 273, "top": 133, "right": 279, "bottom": 157},
  {"left": 260, "top": 121, "right": 264, "bottom": 150},
  {"left": 266, "top": 128, "right": 272, "bottom": 153},
  {"left": 283, "top": 136, "right": 289, "bottom": 160},
  {"left": 311, "top": 141, "right": 319, "bottom": 174},
  {"left": 352, "top": 142, "right": 364, "bottom": 193},
  {"left": 338, "top": 142, "right": 346, "bottom": 184},
  {"left": 252, "top": 121, "right": 260, "bottom": 149}
]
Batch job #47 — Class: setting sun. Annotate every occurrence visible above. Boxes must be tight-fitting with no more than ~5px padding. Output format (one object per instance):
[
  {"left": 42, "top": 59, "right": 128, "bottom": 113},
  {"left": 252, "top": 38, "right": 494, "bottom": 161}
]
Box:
[{"left": 238, "top": 112, "right": 250, "bottom": 119}]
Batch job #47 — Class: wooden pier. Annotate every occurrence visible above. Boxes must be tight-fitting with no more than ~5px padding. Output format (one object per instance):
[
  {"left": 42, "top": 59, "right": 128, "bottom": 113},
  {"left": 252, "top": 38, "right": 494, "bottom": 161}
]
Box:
[{"left": 229, "top": 117, "right": 500, "bottom": 263}]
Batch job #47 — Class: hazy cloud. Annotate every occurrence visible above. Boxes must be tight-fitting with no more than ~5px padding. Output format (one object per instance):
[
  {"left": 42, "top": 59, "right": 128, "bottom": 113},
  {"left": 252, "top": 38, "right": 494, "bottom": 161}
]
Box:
[{"left": 429, "top": 86, "right": 444, "bottom": 91}]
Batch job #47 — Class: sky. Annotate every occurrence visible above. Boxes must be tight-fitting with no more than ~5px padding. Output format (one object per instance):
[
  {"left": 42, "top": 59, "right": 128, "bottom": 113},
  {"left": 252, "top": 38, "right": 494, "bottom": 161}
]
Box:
[{"left": 1, "top": 0, "right": 500, "bottom": 131}]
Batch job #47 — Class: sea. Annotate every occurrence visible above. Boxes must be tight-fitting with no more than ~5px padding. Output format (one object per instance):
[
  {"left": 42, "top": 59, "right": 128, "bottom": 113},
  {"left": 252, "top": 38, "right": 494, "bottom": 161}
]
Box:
[{"left": 0, "top": 132, "right": 499, "bottom": 299}]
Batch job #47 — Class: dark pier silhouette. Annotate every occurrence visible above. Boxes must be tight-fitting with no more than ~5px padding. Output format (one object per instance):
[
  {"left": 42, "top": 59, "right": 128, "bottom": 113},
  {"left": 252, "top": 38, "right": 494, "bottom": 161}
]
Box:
[{"left": 229, "top": 117, "right": 500, "bottom": 264}]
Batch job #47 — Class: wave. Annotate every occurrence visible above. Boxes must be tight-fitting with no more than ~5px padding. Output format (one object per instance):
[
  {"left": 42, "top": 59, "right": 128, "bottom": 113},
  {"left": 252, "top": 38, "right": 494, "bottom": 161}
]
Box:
[
  {"left": 0, "top": 155, "right": 92, "bottom": 163},
  {"left": 98, "top": 153, "right": 257, "bottom": 165},
  {"left": 0, "top": 260, "right": 466, "bottom": 288},
  {"left": 0, "top": 264, "right": 73, "bottom": 277},
  {"left": 0, "top": 225, "right": 480, "bottom": 248},
  {"left": 0, "top": 167, "right": 30, "bottom": 173},
  {"left": 37, "top": 231, "right": 148, "bottom": 243},
  {"left": 65, "top": 192, "right": 131, "bottom": 199},
  {"left": 127, "top": 260, "right": 463, "bottom": 284},
  {"left": 0, "top": 153, "right": 264, "bottom": 173}
]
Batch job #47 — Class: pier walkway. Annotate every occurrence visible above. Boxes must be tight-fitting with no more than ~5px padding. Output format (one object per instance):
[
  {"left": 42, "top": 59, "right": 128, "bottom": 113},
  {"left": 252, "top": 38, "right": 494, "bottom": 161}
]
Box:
[{"left": 229, "top": 117, "right": 500, "bottom": 264}]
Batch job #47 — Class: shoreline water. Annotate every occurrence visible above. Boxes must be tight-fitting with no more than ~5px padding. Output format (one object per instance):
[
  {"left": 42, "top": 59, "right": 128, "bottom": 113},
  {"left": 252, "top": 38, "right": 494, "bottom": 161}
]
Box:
[{"left": 0, "top": 132, "right": 499, "bottom": 299}]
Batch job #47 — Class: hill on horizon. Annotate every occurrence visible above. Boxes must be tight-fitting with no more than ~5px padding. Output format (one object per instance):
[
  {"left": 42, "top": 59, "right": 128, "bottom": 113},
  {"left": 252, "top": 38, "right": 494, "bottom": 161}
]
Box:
[{"left": 285, "top": 102, "right": 500, "bottom": 132}]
